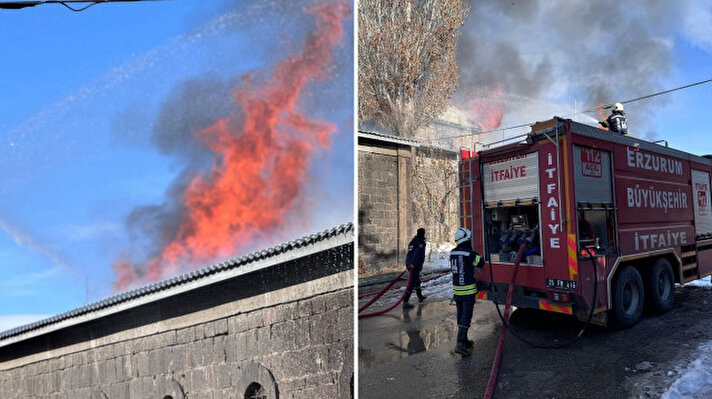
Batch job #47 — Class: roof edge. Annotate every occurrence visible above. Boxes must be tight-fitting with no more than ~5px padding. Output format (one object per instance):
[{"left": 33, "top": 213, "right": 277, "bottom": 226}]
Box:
[{"left": 0, "top": 223, "right": 353, "bottom": 347}]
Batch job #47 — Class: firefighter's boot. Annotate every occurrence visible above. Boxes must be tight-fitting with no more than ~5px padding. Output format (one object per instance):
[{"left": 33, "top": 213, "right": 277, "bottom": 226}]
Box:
[
  {"left": 403, "top": 291, "right": 414, "bottom": 309},
  {"left": 416, "top": 288, "right": 427, "bottom": 303},
  {"left": 454, "top": 327, "right": 472, "bottom": 356},
  {"left": 460, "top": 326, "right": 474, "bottom": 348},
  {"left": 466, "top": 333, "right": 474, "bottom": 348}
]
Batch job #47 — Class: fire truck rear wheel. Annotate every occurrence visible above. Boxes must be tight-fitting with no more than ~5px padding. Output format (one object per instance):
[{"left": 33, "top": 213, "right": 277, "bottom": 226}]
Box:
[
  {"left": 612, "top": 265, "right": 644, "bottom": 329},
  {"left": 646, "top": 258, "right": 675, "bottom": 314}
]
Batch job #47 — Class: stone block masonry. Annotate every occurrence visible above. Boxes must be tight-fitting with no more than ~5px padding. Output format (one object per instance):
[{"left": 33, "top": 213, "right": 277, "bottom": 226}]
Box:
[
  {"left": 358, "top": 131, "right": 458, "bottom": 273},
  {"left": 0, "top": 225, "right": 354, "bottom": 399}
]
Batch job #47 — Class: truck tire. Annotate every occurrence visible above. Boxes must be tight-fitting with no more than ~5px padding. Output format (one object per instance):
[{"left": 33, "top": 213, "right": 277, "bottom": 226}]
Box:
[
  {"left": 647, "top": 258, "right": 675, "bottom": 314},
  {"left": 612, "top": 265, "right": 645, "bottom": 329}
]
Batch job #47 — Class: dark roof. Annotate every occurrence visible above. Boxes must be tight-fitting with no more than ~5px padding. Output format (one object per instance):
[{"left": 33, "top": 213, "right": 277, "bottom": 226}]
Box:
[
  {"left": 358, "top": 129, "right": 421, "bottom": 147},
  {"left": 0, "top": 223, "right": 353, "bottom": 345}
]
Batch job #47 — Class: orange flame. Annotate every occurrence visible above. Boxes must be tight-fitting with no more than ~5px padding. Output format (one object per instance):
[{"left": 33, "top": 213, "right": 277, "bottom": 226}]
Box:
[
  {"left": 467, "top": 84, "right": 505, "bottom": 131},
  {"left": 597, "top": 102, "right": 609, "bottom": 130},
  {"left": 113, "top": 2, "right": 350, "bottom": 290}
]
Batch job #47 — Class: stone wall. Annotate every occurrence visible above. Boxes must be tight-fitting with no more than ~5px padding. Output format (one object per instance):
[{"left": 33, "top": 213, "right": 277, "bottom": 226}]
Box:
[
  {"left": 358, "top": 141, "right": 411, "bottom": 272},
  {"left": 0, "top": 237, "right": 354, "bottom": 399},
  {"left": 0, "top": 288, "right": 352, "bottom": 399},
  {"left": 358, "top": 135, "right": 458, "bottom": 273}
]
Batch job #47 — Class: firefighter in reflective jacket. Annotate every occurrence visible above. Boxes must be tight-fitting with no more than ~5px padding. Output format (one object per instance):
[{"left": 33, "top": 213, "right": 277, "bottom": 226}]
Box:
[
  {"left": 599, "top": 102, "right": 628, "bottom": 135},
  {"left": 450, "top": 227, "right": 484, "bottom": 356}
]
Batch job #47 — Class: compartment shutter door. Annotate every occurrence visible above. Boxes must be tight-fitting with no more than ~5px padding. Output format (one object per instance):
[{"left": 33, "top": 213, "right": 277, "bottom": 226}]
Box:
[
  {"left": 482, "top": 152, "right": 539, "bottom": 204},
  {"left": 691, "top": 169, "right": 712, "bottom": 237},
  {"left": 573, "top": 145, "right": 612, "bottom": 204}
]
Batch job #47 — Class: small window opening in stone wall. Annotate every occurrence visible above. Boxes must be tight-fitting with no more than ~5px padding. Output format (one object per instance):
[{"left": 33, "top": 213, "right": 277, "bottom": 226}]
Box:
[
  {"left": 245, "top": 382, "right": 267, "bottom": 399},
  {"left": 163, "top": 396, "right": 174, "bottom": 399}
]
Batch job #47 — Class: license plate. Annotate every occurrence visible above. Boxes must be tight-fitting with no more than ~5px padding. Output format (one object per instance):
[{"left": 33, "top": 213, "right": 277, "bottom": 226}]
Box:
[{"left": 545, "top": 278, "right": 577, "bottom": 290}]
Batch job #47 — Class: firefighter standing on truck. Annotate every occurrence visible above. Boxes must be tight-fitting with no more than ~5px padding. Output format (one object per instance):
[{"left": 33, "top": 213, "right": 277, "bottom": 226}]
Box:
[
  {"left": 450, "top": 227, "right": 485, "bottom": 356},
  {"left": 403, "top": 228, "right": 428, "bottom": 309},
  {"left": 599, "top": 102, "right": 628, "bottom": 135}
]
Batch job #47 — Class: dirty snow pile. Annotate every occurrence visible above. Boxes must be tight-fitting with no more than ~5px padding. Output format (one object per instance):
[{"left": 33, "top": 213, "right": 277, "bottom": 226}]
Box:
[
  {"left": 686, "top": 275, "right": 712, "bottom": 287},
  {"left": 366, "top": 242, "right": 454, "bottom": 307},
  {"left": 662, "top": 343, "right": 712, "bottom": 399},
  {"left": 368, "top": 271, "right": 453, "bottom": 307},
  {"left": 422, "top": 242, "right": 454, "bottom": 272},
  {"left": 661, "top": 278, "right": 712, "bottom": 398},
  {"left": 416, "top": 242, "right": 453, "bottom": 299}
]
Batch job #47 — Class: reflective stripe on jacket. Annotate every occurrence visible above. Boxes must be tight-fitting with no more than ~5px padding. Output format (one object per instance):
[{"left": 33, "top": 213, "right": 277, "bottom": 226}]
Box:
[
  {"left": 453, "top": 284, "right": 477, "bottom": 296},
  {"left": 450, "top": 242, "right": 484, "bottom": 297}
]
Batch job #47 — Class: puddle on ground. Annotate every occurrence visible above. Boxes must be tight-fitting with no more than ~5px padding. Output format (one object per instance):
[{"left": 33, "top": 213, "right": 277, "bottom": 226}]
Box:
[{"left": 358, "top": 300, "right": 464, "bottom": 369}]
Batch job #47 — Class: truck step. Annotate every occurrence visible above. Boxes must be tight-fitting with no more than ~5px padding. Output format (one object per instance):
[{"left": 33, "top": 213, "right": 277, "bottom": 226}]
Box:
[
  {"left": 681, "top": 250, "right": 697, "bottom": 258},
  {"left": 682, "top": 263, "right": 698, "bottom": 272}
]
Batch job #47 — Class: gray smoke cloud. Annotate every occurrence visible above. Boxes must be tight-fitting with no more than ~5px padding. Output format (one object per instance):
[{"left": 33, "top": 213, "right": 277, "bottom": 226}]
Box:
[
  {"left": 119, "top": 77, "right": 236, "bottom": 264},
  {"left": 455, "top": 0, "right": 684, "bottom": 140},
  {"left": 113, "top": 0, "right": 340, "bottom": 269}
]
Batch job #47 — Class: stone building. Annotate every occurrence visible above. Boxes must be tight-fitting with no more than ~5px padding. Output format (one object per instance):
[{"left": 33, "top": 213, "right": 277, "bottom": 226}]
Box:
[
  {"left": 358, "top": 130, "right": 459, "bottom": 273},
  {"left": 0, "top": 224, "right": 354, "bottom": 399}
]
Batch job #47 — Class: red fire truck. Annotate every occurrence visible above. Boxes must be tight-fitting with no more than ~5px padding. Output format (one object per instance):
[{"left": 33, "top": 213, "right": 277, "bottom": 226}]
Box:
[{"left": 460, "top": 117, "right": 712, "bottom": 328}]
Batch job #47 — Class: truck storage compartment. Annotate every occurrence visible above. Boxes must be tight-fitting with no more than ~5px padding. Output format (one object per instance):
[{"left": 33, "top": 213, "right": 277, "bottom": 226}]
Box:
[
  {"left": 577, "top": 208, "right": 616, "bottom": 255},
  {"left": 485, "top": 204, "right": 541, "bottom": 265}
]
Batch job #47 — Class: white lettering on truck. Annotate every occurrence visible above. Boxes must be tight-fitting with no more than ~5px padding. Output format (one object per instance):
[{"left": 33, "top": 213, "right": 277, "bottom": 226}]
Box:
[
  {"left": 626, "top": 148, "right": 683, "bottom": 176},
  {"left": 634, "top": 230, "right": 687, "bottom": 250},
  {"left": 543, "top": 151, "right": 560, "bottom": 249},
  {"left": 625, "top": 184, "right": 688, "bottom": 212}
]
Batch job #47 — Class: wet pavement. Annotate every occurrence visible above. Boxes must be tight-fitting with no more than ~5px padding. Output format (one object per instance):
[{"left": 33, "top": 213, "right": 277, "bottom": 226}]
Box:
[
  {"left": 358, "top": 285, "right": 712, "bottom": 399},
  {"left": 359, "top": 299, "right": 500, "bottom": 398}
]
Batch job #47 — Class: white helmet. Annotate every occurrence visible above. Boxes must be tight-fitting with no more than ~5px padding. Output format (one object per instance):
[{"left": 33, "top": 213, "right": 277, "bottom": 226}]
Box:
[
  {"left": 455, "top": 227, "right": 471, "bottom": 244},
  {"left": 613, "top": 102, "right": 624, "bottom": 112}
]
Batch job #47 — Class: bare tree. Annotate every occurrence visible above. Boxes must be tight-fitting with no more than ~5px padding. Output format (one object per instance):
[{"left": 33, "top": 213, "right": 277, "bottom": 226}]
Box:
[
  {"left": 359, "top": 0, "right": 469, "bottom": 138},
  {"left": 410, "top": 148, "right": 459, "bottom": 245}
]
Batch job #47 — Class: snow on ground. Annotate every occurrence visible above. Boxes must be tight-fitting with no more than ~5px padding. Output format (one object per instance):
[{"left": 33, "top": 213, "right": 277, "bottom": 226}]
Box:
[
  {"left": 660, "top": 277, "right": 712, "bottom": 397},
  {"left": 662, "top": 343, "right": 712, "bottom": 399},
  {"left": 363, "top": 241, "right": 455, "bottom": 308},
  {"left": 421, "top": 273, "right": 453, "bottom": 299},
  {"left": 422, "top": 242, "right": 454, "bottom": 272},
  {"left": 686, "top": 275, "right": 712, "bottom": 287},
  {"left": 366, "top": 270, "right": 454, "bottom": 308}
]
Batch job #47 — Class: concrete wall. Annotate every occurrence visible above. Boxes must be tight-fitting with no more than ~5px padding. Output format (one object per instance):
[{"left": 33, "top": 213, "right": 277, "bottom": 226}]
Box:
[{"left": 0, "top": 243, "right": 354, "bottom": 399}]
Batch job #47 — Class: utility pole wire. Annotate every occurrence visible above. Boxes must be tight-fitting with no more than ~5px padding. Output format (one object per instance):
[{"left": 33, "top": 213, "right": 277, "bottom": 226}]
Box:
[
  {"left": 443, "top": 77, "right": 712, "bottom": 141},
  {"left": 0, "top": 0, "right": 169, "bottom": 11},
  {"left": 581, "top": 78, "right": 712, "bottom": 113}
]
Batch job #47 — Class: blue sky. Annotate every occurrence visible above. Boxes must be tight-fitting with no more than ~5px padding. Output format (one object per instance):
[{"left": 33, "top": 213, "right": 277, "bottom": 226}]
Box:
[{"left": 0, "top": 0, "right": 353, "bottom": 331}]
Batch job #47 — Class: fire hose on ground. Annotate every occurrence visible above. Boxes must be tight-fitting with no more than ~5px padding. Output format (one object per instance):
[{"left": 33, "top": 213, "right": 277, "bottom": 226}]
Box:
[
  {"left": 356, "top": 244, "right": 598, "bottom": 397},
  {"left": 358, "top": 268, "right": 413, "bottom": 319},
  {"left": 358, "top": 270, "right": 450, "bottom": 300},
  {"left": 358, "top": 269, "right": 451, "bottom": 318},
  {"left": 483, "top": 244, "right": 598, "bottom": 399}
]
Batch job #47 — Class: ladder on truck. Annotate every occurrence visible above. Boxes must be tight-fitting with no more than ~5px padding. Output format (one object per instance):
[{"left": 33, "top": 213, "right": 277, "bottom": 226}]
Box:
[{"left": 458, "top": 149, "right": 475, "bottom": 232}]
